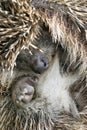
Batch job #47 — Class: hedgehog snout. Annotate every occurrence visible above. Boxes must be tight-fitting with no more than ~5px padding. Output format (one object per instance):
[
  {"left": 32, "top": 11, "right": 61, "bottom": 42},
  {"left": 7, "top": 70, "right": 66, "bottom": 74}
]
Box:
[{"left": 30, "top": 52, "right": 49, "bottom": 74}]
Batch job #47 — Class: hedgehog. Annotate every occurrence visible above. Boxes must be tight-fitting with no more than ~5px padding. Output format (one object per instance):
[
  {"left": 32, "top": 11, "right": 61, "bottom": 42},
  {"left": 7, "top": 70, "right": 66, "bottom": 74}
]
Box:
[{"left": 0, "top": 0, "right": 87, "bottom": 130}]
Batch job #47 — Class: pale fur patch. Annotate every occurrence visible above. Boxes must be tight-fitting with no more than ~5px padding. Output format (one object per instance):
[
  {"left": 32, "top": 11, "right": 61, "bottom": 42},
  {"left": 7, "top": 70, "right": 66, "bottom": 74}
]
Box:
[{"left": 38, "top": 54, "right": 80, "bottom": 116}]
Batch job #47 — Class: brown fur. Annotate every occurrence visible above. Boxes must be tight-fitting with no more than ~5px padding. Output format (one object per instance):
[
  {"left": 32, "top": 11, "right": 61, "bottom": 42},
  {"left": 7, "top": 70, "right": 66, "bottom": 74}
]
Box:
[{"left": 0, "top": 0, "right": 87, "bottom": 130}]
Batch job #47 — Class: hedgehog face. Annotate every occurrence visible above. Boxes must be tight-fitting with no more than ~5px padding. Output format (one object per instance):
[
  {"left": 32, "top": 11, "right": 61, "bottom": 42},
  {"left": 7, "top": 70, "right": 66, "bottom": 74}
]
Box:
[{"left": 16, "top": 30, "right": 56, "bottom": 74}]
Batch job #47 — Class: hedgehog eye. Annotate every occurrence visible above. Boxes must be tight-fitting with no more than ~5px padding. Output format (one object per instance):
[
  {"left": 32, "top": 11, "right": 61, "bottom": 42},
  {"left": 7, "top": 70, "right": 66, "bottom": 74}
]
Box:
[{"left": 52, "top": 54, "right": 55, "bottom": 58}]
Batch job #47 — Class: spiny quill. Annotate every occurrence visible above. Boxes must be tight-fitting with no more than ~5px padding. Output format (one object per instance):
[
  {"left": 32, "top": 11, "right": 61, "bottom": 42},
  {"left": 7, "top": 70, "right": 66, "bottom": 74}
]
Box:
[
  {"left": 0, "top": 0, "right": 87, "bottom": 71},
  {"left": 0, "top": 1, "right": 87, "bottom": 130},
  {"left": 0, "top": 0, "right": 41, "bottom": 71}
]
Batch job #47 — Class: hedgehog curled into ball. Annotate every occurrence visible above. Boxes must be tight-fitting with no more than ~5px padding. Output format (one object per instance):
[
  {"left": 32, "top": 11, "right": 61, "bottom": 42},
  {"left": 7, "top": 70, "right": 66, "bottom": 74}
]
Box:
[{"left": 0, "top": 0, "right": 87, "bottom": 130}]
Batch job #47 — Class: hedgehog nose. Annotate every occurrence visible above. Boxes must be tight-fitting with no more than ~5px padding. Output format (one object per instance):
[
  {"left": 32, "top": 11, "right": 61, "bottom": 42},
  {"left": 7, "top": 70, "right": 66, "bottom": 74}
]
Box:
[
  {"left": 12, "top": 82, "right": 35, "bottom": 109},
  {"left": 31, "top": 53, "right": 49, "bottom": 74}
]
